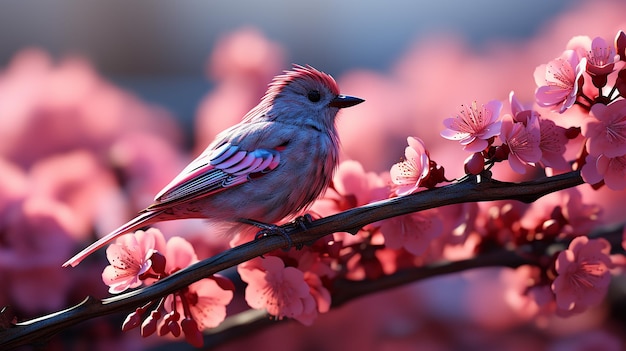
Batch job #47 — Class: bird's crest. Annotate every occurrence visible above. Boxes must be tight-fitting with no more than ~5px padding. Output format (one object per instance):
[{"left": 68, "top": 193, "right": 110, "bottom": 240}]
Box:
[{"left": 267, "top": 64, "right": 340, "bottom": 98}]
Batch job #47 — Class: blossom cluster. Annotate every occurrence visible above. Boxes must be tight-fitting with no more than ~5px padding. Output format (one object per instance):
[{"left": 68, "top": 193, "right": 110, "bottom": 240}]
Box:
[
  {"left": 439, "top": 32, "right": 626, "bottom": 189},
  {"left": 102, "top": 228, "right": 234, "bottom": 347}
]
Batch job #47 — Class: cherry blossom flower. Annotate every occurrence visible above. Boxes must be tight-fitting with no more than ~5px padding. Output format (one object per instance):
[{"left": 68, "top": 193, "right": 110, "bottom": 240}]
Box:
[
  {"left": 164, "top": 277, "right": 234, "bottom": 330},
  {"left": 520, "top": 188, "right": 601, "bottom": 239},
  {"left": 582, "top": 100, "right": 626, "bottom": 158},
  {"left": 441, "top": 100, "right": 502, "bottom": 152},
  {"left": 552, "top": 236, "right": 612, "bottom": 314},
  {"left": 239, "top": 256, "right": 317, "bottom": 322},
  {"left": 585, "top": 36, "right": 618, "bottom": 88},
  {"left": 159, "top": 238, "right": 234, "bottom": 344},
  {"left": 379, "top": 209, "right": 443, "bottom": 256},
  {"left": 581, "top": 153, "right": 626, "bottom": 190},
  {"left": 102, "top": 228, "right": 166, "bottom": 294},
  {"left": 390, "top": 136, "right": 430, "bottom": 195},
  {"left": 110, "top": 232, "right": 233, "bottom": 346},
  {"left": 534, "top": 50, "right": 584, "bottom": 113},
  {"left": 537, "top": 118, "right": 569, "bottom": 171},
  {"left": 499, "top": 114, "right": 542, "bottom": 174},
  {"left": 309, "top": 160, "right": 388, "bottom": 246},
  {"left": 509, "top": 91, "right": 568, "bottom": 170},
  {"left": 295, "top": 272, "right": 331, "bottom": 326}
]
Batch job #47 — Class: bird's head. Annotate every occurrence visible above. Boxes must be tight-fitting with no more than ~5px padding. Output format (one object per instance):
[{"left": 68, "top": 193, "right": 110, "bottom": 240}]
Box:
[{"left": 246, "top": 65, "right": 364, "bottom": 132}]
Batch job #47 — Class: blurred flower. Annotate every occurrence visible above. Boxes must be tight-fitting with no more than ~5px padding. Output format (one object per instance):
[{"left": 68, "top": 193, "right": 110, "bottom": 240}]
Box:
[
  {"left": 379, "top": 209, "right": 443, "bottom": 256},
  {"left": 29, "top": 150, "right": 119, "bottom": 236},
  {"left": 552, "top": 236, "right": 611, "bottom": 315},
  {"left": 441, "top": 100, "right": 503, "bottom": 152},
  {"left": 196, "top": 28, "right": 286, "bottom": 150},
  {"left": 390, "top": 136, "right": 430, "bottom": 195},
  {"left": 582, "top": 100, "right": 626, "bottom": 158},
  {"left": 499, "top": 114, "right": 542, "bottom": 174},
  {"left": 520, "top": 188, "right": 602, "bottom": 239},
  {"left": 0, "top": 49, "right": 180, "bottom": 168},
  {"left": 310, "top": 160, "right": 388, "bottom": 246},
  {"left": 534, "top": 50, "right": 584, "bottom": 113},
  {"left": 0, "top": 197, "right": 76, "bottom": 314}
]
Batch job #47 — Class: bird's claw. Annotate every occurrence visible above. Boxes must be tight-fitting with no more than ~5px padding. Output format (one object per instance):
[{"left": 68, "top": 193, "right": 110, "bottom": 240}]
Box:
[
  {"left": 245, "top": 214, "right": 315, "bottom": 250},
  {"left": 254, "top": 224, "right": 294, "bottom": 250}
]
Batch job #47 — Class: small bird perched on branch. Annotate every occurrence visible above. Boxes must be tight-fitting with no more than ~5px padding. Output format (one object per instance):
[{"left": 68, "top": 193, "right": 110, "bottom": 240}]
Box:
[{"left": 63, "top": 64, "right": 364, "bottom": 267}]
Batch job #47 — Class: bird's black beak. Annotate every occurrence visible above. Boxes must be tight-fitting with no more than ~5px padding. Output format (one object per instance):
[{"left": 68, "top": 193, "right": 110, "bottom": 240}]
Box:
[{"left": 329, "top": 95, "right": 364, "bottom": 108}]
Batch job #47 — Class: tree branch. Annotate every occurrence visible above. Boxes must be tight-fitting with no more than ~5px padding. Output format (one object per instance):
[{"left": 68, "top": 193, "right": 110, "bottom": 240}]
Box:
[
  {"left": 160, "top": 226, "right": 625, "bottom": 351},
  {"left": 0, "top": 170, "right": 585, "bottom": 349}
]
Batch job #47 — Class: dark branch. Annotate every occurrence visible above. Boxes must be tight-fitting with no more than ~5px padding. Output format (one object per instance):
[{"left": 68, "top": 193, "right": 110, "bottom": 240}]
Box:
[{"left": 0, "top": 170, "right": 585, "bottom": 349}]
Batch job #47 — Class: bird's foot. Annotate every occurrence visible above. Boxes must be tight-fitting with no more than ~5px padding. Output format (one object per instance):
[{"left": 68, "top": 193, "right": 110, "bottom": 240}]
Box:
[{"left": 243, "top": 214, "right": 315, "bottom": 250}]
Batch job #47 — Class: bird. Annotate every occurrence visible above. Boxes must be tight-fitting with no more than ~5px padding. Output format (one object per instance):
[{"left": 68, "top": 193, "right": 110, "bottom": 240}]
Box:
[{"left": 63, "top": 64, "right": 364, "bottom": 267}]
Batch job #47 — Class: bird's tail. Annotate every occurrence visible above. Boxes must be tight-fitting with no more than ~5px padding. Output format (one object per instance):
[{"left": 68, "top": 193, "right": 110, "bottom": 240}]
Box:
[{"left": 62, "top": 210, "right": 164, "bottom": 267}]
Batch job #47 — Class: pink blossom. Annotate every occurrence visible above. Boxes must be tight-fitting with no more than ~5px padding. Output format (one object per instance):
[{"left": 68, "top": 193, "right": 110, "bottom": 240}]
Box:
[
  {"left": 164, "top": 277, "right": 234, "bottom": 330},
  {"left": 0, "top": 49, "right": 181, "bottom": 168},
  {"left": 520, "top": 188, "right": 601, "bottom": 238},
  {"left": 29, "top": 150, "right": 119, "bottom": 235},
  {"left": 390, "top": 136, "right": 430, "bottom": 195},
  {"left": 552, "top": 236, "right": 612, "bottom": 314},
  {"left": 581, "top": 153, "right": 626, "bottom": 190},
  {"left": 534, "top": 50, "right": 584, "bottom": 113},
  {"left": 585, "top": 36, "right": 618, "bottom": 85},
  {"left": 309, "top": 160, "right": 388, "bottom": 246},
  {"left": 294, "top": 272, "right": 331, "bottom": 326},
  {"left": 239, "top": 256, "right": 317, "bottom": 322},
  {"left": 582, "top": 100, "right": 626, "bottom": 157},
  {"left": 312, "top": 160, "right": 388, "bottom": 217},
  {"left": 441, "top": 100, "right": 502, "bottom": 152},
  {"left": 499, "top": 115, "right": 542, "bottom": 174},
  {"left": 196, "top": 28, "right": 285, "bottom": 149},
  {"left": 537, "top": 118, "right": 569, "bottom": 170},
  {"left": 509, "top": 91, "right": 569, "bottom": 170},
  {"left": 379, "top": 209, "right": 443, "bottom": 256},
  {"left": 0, "top": 197, "right": 76, "bottom": 314},
  {"left": 102, "top": 228, "right": 166, "bottom": 294}
]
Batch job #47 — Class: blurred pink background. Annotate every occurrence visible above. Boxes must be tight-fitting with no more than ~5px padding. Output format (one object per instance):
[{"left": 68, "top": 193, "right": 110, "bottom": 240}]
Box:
[{"left": 2, "top": 1, "right": 626, "bottom": 350}]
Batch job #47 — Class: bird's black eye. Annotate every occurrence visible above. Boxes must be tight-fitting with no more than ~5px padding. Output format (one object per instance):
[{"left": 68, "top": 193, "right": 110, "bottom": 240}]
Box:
[{"left": 307, "top": 90, "right": 321, "bottom": 102}]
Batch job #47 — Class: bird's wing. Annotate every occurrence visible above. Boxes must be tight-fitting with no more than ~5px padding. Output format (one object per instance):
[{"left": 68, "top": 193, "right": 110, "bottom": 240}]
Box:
[{"left": 148, "top": 142, "right": 281, "bottom": 210}]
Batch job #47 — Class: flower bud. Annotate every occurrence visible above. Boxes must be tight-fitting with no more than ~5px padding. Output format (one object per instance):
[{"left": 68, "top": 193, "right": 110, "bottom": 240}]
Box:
[
  {"left": 121, "top": 307, "right": 145, "bottom": 332},
  {"left": 493, "top": 144, "right": 510, "bottom": 162},
  {"left": 140, "top": 310, "right": 161, "bottom": 337},
  {"left": 181, "top": 318, "right": 204, "bottom": 347},
  {"left": 149, "top": 251, "right": 167, "bottom": 275},
  {"left": 464, "top": 153, "right": 485, "bottom": 175}
]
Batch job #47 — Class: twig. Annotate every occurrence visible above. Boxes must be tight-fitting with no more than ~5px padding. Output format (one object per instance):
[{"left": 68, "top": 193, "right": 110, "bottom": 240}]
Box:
[{"left": 0, "top": 170, "right": 585, "bottom": 349}]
